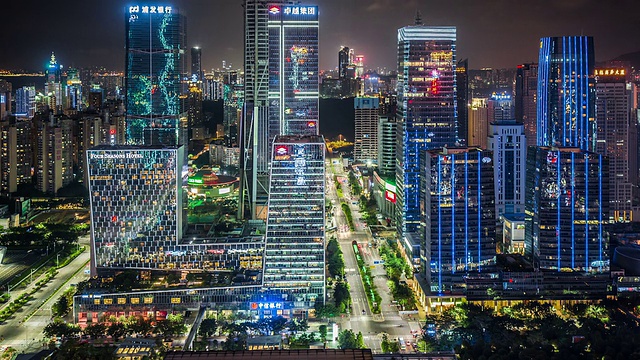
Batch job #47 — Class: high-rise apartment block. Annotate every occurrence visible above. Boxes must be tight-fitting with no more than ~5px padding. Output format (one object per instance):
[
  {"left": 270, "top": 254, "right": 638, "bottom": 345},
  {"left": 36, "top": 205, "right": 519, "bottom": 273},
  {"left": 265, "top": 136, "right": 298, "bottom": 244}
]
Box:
[
  {"left": 468, "top": 98, "right": 488, "bottom": 148},
  {"left": 125, "top": 5, "right": 186, "bottom": 146},
  {"left": 525, "top": 147, "right": 608, "bottom": 272},
  {"left": 424, "top": 148, "right": 496, "bottom": 294},
  {"left": 595, "top": 67, "right": 633, "bottom": 222},
  {"left": 395, "top": 23, "right": 457, "bottom": 254},
  {"left": 456, "top": 59, "right": 468, "bottom": 146},
  {"left": 537, "top": 36, "right": 595, "bottom": 151},
  {"left": 487, "top": 120, "right": 526, "bottom": 215},
  {"left": 36, "top": 116, "right": 74, "bottom": 195},
  {"left": 0, "top": 120, "right": 32, "bottom": 195},
  {"left": 263, "top": 135, "right": 325, "bottom": 306},
  {"left": 354, "top": 97, "right": 379, "bottom": 164}
]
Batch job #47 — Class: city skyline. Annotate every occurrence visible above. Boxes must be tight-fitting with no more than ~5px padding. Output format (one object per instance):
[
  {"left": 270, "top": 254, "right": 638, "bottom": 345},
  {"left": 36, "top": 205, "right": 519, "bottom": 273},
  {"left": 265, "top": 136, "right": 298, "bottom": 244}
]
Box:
[{"left": 2, "top": 0, "right": 640, "bottom": 71}]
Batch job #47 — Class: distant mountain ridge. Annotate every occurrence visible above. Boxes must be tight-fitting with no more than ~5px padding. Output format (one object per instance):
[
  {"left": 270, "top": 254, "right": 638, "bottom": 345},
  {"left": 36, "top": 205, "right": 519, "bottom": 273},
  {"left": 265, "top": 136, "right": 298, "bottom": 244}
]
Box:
[{"left": 612, "top": 50, "right": 640, "bottom": 69}]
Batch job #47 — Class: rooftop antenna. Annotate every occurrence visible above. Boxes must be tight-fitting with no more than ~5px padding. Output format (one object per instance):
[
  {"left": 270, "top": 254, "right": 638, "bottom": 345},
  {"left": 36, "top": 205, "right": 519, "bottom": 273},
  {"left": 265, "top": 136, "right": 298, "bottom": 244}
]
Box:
[{"left": 415, "top": 10, "right": 423, "bottom": 25}]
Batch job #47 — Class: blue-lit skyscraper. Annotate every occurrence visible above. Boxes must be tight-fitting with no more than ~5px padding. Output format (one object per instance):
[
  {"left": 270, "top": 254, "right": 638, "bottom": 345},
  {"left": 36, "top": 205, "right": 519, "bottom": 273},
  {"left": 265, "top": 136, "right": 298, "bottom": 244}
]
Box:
[
  {"left": 125, "top": 5, "right": 186, "bottom": 146},
  {"left": 395, "top": 22, "right": 457, "bottom": 260},
  {"left": 268, "top": 4, "right": 319, "bottom": 137},
  {"left": 424, "top": 148, "right": 496, "bottom": 294},
  {"left": 537, "top": 36, "right": 595, "bottom": 151},
  {"left": 525, "top": 147, "right": 608, "bottom": 272}
]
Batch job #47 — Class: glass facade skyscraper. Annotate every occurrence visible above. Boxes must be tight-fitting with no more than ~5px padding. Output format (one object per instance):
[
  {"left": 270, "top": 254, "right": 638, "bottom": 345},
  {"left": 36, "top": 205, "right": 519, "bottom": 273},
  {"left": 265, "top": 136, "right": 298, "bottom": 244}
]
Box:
[
  {"left": 424, "top": 148, "right": 496, "bottom": 294},
  {"left": 263, "top": 135, "right": 325, "bottom": 306},
  {"left": 125, "top": 5, "right": 186, "bottom": 146},
  {"left": 87, "top": 146, "right": 184, "bottom": 274},
  {"left": 268, "top": 4, "right": 319, "bottom": 137},
  {"left": 395, "top": 24, "right": 457, "bottom": 260},
  {"left": 537, "top": 36, "right": 595, "bottom": 151},
  {"left": 525, "top": 147, "right": 609, "bottom": 272}
]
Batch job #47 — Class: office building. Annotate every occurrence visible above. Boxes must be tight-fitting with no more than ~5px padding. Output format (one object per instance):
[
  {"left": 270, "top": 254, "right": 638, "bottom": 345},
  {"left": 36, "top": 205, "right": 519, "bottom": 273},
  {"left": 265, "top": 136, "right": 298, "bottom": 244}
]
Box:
[
  {"left": 537, "top": 36, "right": 595, "bottom": 151},
  {"left": 503, "top": 213, "right": 525, "bottom": 254},
  {"left": 45, "top": 53, "right": 64, "bottom": 114},
  {"left": 0, "top": 120, "right": 32, "bottom": 195},
  {"left": 514, "top": 63, "right": 538, "bottom": 147},
  {"left": 468, "top": 98, "right": 488, "bottom": 147},
  {"left": 125, "top": 5, "right": 186, "bottom": 146},
  {"left": 191, "top": 47, "right": 203, "bottom": 83},
  {"left": 487, "top": 120, "right": 526, "bottom": 215},
  {"left": 354, "top": 55, "right": 364, "bottom": 78},
  {"left": 86, "top": 146, "right": 184, "bottom": 274},
  {"left": 525, "top": 147, "right": 609, "bottom": 272},
  {"left": 487, "top": 92, "right": 513, "bottom": 123},
  {"left": 267, "top": 4, "right": 319, "bottom": 136},
  {"left": 241, "top": 0, "right": 291, "bottom": 219},
  {"left": 263, "top": 135, "right": 326, "bottom": 306},
  {"left": 354, "top": 97, "right": 379, "bottom": 164},
  {"left": 456, "top": 59, "right": 468, "bottom": 146},
  {"left": 424, "top": 148, "right": 496, "bottom": 294},
  {"left": 15, "top": 86, "right": 36, "bottom": 118},
  {"left": 395, "top": 21, "right": 457, "bottom": 255},
  {"left": 595, "top": 67, "right": 633, "bottom": 222},
  {"left": 187, "top": 82, "right": 204, "bottom": 140},
  {"left": 377, "top": 116, "right": 397, "bottom": 176},
  {"left": 36, "top": 116, "right": 74, "bottom": 195},
  {"left": 338, "top": 46, "right": 353, "bottom": 79}
]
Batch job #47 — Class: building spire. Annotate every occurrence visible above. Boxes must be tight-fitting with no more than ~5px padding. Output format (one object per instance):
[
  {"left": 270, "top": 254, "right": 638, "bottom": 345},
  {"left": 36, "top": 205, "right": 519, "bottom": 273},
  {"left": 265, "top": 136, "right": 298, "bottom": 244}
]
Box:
[
  {"left": 50, "top": 52, "right": 57, "bottom": 65},
  {"left": 415, "top": 10, "right": 423, "bottom": 25}
]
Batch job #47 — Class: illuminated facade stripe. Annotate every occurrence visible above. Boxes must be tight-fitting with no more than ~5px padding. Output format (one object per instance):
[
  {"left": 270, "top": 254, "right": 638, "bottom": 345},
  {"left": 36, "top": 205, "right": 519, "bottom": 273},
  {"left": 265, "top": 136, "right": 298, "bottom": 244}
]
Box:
[{"left": 537, "top": 36, "right": 595, "bottom": 151}]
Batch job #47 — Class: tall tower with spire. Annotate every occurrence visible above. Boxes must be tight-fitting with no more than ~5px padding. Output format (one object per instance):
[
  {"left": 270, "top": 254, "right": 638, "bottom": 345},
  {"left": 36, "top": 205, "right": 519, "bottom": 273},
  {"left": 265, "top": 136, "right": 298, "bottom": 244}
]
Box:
[{"left": 45, "top": 52, "right": 64, "bottom": 113}]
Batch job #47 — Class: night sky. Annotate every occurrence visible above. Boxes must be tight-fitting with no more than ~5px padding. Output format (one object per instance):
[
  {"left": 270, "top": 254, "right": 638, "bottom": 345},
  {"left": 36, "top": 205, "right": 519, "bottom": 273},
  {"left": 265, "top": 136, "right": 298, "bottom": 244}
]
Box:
[{"left": 2, "top": 0, "right": 640, "bottom": 71}]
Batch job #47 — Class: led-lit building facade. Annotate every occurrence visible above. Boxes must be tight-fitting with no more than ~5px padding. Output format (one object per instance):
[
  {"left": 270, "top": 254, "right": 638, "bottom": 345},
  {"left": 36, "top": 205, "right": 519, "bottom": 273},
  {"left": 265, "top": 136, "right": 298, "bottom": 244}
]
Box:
[
  {"left": 525, "top": 147, "right": 609, "bottom": 272},
  {"left": 537, "top": 37, "right": 595, "bottom": 151},
  {"left": 487, "top": 120, "right": 526, "bottom": 215},
  {"left": 515, "top": 63, "right": 538, "bottom": 147},
  {"left": 354, "top": 97, "right": 379, "bottom": 164},
  {"left": 15, "top": 86, "right": 36, "bottom": 118},
  {"left": 268, "top": 4, "right": 319, "bottom": 137},
  {"left": 424, "top": 148, "right": 496, "bottom": 294},
  {"left": 87, "top": 146, "right": 185, "bottom": 275},
  {"left": 595, "top": 68, "right": 633, "bottom": 222},
  {"left": 125, "top": 5, "right": 186, "bottom": 146},
  {"left": 395, "top": 24, "right": 457, "bottom": 257},
  {"left": 263, "top": 135, "right": 325, "bottom": 306}
]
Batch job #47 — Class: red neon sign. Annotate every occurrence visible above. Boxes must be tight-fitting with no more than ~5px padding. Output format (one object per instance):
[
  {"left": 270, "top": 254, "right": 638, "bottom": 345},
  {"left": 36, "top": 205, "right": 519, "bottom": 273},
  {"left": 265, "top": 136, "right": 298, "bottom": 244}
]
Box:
[{"left": 385, "top": 190, "right": 396, "bottom": 203}]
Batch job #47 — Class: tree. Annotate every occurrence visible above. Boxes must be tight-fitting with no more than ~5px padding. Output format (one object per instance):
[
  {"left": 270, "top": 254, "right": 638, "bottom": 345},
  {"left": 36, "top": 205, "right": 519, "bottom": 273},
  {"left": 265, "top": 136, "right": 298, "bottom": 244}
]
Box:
[
  {"left": 127, "top": 317, "right": 153, "bottom": 336},
  {"left": 333, "top": 281, "right": 351, "bottom": 313},
  {"left": 356, "top": 331, "right": 365, "bottom": 349},
  {"left": 337, "top": 329, "right": 359, "bottom": 349},
  {"left": 269, "top": 316, "right": 288, "bottom": 335},
  {"left": 199, "top": 318, "right": 218, "bottom": 338},
  {"left": 43, "top": 320, "right": 80, "bottom": 339},
  {"left": 52, "top": 295, "right": 69, "bottom": 317},
  {"left": 288, "top": 318, "right": 309, "bottom": 334},
  {"left": 83, "top": 323, "right": 107, "bottom": 338},
  {"left": 107, "top": 322, "right": 127, "bottom": 341},
  {"left": 318, "top": 325, "right": 328, "bottom": 343},
  {"left": 314, "top": 303, "right": 339, "bottom": 319}
]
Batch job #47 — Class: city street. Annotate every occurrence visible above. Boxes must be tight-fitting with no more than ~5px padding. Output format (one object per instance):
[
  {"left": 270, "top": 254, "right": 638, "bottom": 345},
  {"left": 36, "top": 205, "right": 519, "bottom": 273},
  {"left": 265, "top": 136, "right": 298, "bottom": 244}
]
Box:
[
  {"left": 0, "top": 238, "right": 90, "bottom": 352},
  {"left": 326, "top": 159, "right": 420, "bottom": 353}
]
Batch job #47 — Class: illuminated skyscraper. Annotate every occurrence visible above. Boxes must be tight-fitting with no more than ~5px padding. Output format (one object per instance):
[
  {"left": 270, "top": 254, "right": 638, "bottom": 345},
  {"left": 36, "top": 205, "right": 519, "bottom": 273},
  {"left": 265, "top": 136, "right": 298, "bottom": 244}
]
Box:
[
  {"left": 87, "top": 146, "right": 184, "bottom": 275},
  {"left": 268, "top": 4, "right": 319, "bottom": 136},
  {"left": 395, "top": 21, "right": 457, "bottom": 259},
  {"left": 456, "top": 59, "right": 468, "bottom": 146},
  {"left": 263, "top": 135, "right": 325, "bottom": 307},
  {"left": 514, "top": 63, "right": 538, "bottom": 147},
  {"left": 15, "top": 86, "right": 36, "bottom": 118},
  {"left": 338, "top": 46, "right": 351, "bottom": 79},
  {"left": 241, "top": 0, "right": 291, "bottom": 219},
  {"left": 537, "top": 36, "right": 595, "bottom": 151},
  {"left": 240, "top": 2, "right": 318, "bottom": 219},
  {"left": 595, "top": 67, "right": 633, "bottom": 222},
  {"left": 424, "top": 148, "right": 496, "bottom": 294},
  {"left": 525, "top": 147, "right": 608, "bottom": 272},
  {"left": 124, "top": 5, "right": 186, "bottom": 146},
  {"left": 191, "top": 47, "right": 203, "bottom": 83}
]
